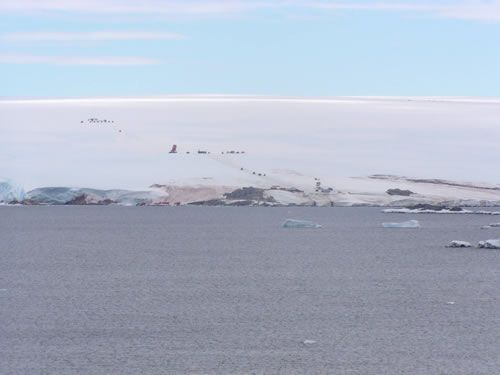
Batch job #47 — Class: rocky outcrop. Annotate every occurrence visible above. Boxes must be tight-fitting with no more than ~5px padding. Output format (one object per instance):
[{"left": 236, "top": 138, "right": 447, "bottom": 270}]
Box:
[
  {"left": 224, "top": 187, "right": 267, "bottom": 201},
  {"left": 65, "top": 194, "right": 89, "bottom": 205},
  {"left": 406, "top": 204, "right": 463, "bottom": 211},
  {"left": 189, "top": 199, "right": 227, "bottom": 206},
  {"left": 64, "top": 194, "right": 116, "bottom": 205},
  {"left": 386, "top": 188, "right": 414, "bottom": 196}
]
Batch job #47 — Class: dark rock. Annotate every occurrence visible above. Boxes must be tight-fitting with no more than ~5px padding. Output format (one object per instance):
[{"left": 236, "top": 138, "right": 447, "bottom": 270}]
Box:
[
  {"left": 406, "top": 203, "right": 463, "bottom": 212},
  {"left": 189, "top": 199, "right": 227, "bottom": 206},
  {"left": 65, "top": 194, "right": 88, "bottom": 205},
  {"left": 269, "top": 186, "right": 304, "bottom": 193},
  {"left": 20, "top": 199, "right": 39, "bottom": 205},
  {"left": 224, "top": 187, "right": 266, "bottom": 201},
  {"left": 99, "top": 199, "right": 115, "bottom": 205},
  {"left": 227, "top": 200, "right": 253, "bottom": 206},
  {"left": 386, "top": 188, "right": 414, "bottom": 196},
  {"left": 64, "top": 195, "right": 116, "bottom": 205}
]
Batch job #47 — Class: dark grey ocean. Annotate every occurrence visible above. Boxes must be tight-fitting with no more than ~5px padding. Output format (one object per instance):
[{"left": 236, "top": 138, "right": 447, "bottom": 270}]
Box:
[{"left": 1, "top": 207, "right": 499, "bottom": 374}]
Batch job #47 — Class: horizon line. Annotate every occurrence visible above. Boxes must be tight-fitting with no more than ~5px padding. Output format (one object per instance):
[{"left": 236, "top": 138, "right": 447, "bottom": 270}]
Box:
[{"left": 1, "top": 95, "right": 500, "bottom": 105}]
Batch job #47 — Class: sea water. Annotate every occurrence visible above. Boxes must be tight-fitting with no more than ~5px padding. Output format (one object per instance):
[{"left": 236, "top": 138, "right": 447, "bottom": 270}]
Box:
[{"left": 1, "top": 206, "right": 499, "bottom": 374}]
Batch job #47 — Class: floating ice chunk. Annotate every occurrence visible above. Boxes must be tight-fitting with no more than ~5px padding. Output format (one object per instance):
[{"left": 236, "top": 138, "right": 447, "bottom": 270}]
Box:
[
  {"left": 383, "top": 208, "right": 472, "bottom": 214},
  {"left": 446, "top": 241, "right": 472, "bottom": 248},
  {"left": 477, "top": 239, "right": 500, "bottom": 249},
  {"left": 303, "top": 340, "right": 317, "bottom": 345},
  {"left": 382, "top": 220, "right": 420, "bottom": 228},
  {"left": 481, "top": 223, "right": 500, "bottom": 229},
  {"left": 383, "top": 208, "right": 500, "bottom": 215},
  {"left": 282, "top": 219, "right": 322, "bottom": 229}
]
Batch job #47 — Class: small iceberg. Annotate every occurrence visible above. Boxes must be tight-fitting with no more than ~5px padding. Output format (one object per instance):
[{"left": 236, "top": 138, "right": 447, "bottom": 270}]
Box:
[
  {"left": 383, "top": 208, "right": 500, "bottom": 215},
  {"left": 446, "top": 240, "right": 472, "bottom": 248},
  {"left": 282, "top": 219, "right": 322, "bottom": 229},
  {"left": 477, "top": 239, "right": 500, "bottom": 249},
  {"left": 302, "top": 340, "right": 317, "bottom": 345},
  {"left": 382, "top": 220, "right": 420, "bottom": 228},
  {"left": 481, "top": 223, "right": 500, "bottom": 229}
]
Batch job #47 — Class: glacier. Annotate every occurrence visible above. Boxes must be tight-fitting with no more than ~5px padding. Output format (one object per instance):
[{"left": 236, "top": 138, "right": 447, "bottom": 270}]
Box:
[
  {"left": 2, "top": 97, "right": 500, "bottom": 207},
  {"left": 0, "top": 179, "right": 25, "bottom": 203},
  {"left": 24, "top": 187, "right": 168, "bottom": 206}
]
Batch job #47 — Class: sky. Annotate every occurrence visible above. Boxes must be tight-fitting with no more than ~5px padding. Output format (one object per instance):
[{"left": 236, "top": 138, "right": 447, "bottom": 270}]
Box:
[{"left": 1, "top": 0, "right": 500, "bottom": 97}]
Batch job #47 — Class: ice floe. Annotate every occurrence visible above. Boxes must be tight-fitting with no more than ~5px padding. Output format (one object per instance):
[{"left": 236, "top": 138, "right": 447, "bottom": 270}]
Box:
[
  {"left": 282, "top": 219, "right": 322, "bottom": 229},
  {"left": 477, "top": 240, "right": 500, "bottom": 249},
  {"left": 481, "top": 223, "right": 500, "bottom": 229},
  {"left": 446, "top": 241, "right": 472, "bottom": 248},
  {"left": 382, "top": 220, "right": 420, "bottom": 228},
  {"left": 302, "top": 340, "right": 317, "bottom": 345},
  {"left": 383, "top": 208, "right": 500, "bottom": 215}
]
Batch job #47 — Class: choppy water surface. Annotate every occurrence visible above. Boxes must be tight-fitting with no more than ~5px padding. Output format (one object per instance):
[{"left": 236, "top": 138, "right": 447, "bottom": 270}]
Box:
[{"left": 1, "top": 207, "right": 499, "bottom": 374}]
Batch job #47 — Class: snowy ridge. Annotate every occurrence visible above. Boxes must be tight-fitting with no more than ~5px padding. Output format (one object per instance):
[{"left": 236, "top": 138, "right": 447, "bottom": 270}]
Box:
[{"left": 2, "top": 96, "right": 500, "bottom": 206}]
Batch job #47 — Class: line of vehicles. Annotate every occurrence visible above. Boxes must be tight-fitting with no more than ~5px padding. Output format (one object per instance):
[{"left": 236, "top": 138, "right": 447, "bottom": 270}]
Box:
[
  {"left": 168, "top": 144, "right": 246, "bottom": 155},
  {"left": 80, "top": 118, "right": 114, "bottom": 124},
  {"left": 168, "top": 145, "right": 332, "bottom": 193}
]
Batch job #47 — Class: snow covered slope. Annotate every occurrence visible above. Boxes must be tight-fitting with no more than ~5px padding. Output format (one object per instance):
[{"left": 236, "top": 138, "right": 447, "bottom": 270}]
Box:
[{"left": 1, "top": 96, "right": 499, "bottom": 205}]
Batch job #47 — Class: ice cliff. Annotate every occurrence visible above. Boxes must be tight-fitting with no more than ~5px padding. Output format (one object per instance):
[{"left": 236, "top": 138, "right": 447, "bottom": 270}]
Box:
[
  {"left": 2, "top": 174, "right": 500, "bottom": 207},
  {"left": 0, "top": 179, "right": 25, "bottom": 204}
]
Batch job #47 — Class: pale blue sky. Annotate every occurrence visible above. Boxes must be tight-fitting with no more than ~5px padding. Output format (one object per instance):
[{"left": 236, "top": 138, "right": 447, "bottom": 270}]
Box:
[{"left": 1, "top": 0, "right": 500, "bottom": 97}]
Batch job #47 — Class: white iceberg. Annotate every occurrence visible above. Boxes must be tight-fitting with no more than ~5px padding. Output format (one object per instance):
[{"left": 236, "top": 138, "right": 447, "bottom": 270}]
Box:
[
  {"left": 446, "top": 240, "right": 472, "bottom": 248},
  {"left": 0, "top": 179, "right": 25, "bottom": 203},
  {"left": 382, "top": 219, "right": 420, "bottom": 228},
  {"left": 481, "top": 223, "right": 500, "bottom": 229},
  {"left": 302, "top": 340, "right": 317, "bottom": 345},
  {"left": 477, "top": 239, "right": 500, "bottom": 249},
  {"left": 383, "top": 208, "right": 500, "bottom": 215},
  {"left": 383, "top": 208, "right": 472, "bottom": 214},
  {"left": 282, "top": 219, "right": 322, "bottom": 229}
]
